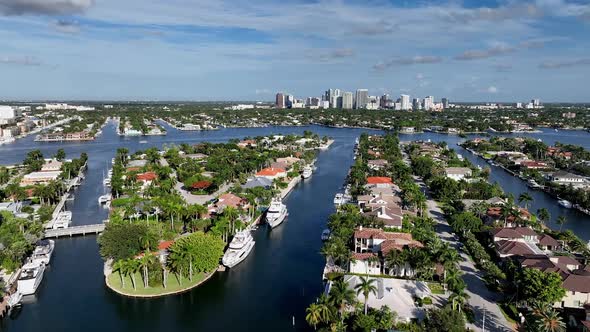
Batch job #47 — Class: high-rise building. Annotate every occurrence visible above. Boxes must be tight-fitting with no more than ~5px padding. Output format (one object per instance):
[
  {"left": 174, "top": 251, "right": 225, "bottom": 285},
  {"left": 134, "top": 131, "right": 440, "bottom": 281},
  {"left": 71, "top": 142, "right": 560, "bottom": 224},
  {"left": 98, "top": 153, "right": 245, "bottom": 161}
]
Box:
[
  {"left": 324, "top": 89, "right": 334, "bottom": 102},
  {"left": 355, "top": 89, "right": 369, "bottom": 109},
  {"left": 342, "top": 92, "right": 353, "bottom": 110},
  {"left": 442, "top": 98, "right": 449, "bottom": 109},
  {"left": 400, "top": 94, "right": 411, "bottom": 110},
  {"left": 275, "top": 93, "right": 285, "bottom": 109},
  {"left": 516, "top": 102, "right": 523, "bottom": 108},
  {"left": 334, "top": 89, "right": 341, "bottom": 97},
  {"left": 412, "top": 98, "right": 421, "bottom": 110},
  {"left": 532, "top": 99, "right": 541, "bottom": 107},
  {"left": 423, "top": 96, "right": 434, "bottom": 111},
  {"left": 330, "top": 95, "right": 343, "bottom": 109},
  {"left": 380, "top": 94, "right": 389, "bottom": 108}
]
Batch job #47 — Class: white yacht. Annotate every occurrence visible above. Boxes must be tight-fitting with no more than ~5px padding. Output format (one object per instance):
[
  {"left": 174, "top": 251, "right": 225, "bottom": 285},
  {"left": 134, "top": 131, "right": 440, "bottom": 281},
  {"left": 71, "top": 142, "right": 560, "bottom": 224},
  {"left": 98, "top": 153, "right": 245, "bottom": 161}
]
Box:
[
  {"left": 32, "top": 240, "right": 55, "bottom": 265},
  {"left": 98, "top": 194, "right": 112, "bottom": 205},
  {"left": 558, "top": 199, "right": 573, "bottom": 209},
  {"left": 17, "top": 261, "right": 46, "bottom": 296},
  {"left": 52, "top": 211, "right": 72, "bottom": 229},
  {"left": 222, "top": 230, "right": 255, "bottom": 268},
  {"left": 103, "top": 177, "right": 111, "bottom": 187},
  {"left": 266, "top": 198, "right": 288, "bottom": 228},
  {"left": 333, "top": 193, "right": 351, "bottom": 206},
  {"left": 7, "top": 292, "right": 23, "bottom": 308},
  {"left": 302, "top": 166, "right": 313, "bottom": 179}
]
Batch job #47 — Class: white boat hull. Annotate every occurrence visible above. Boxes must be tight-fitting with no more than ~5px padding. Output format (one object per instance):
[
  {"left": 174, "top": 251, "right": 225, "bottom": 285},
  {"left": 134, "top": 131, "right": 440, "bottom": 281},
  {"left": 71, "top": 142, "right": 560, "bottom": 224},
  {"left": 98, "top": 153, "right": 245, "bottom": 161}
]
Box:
[
  {"left": 222, "top": 240, "right": 255, "bottom": 268},
  {"left": 17, "top": 263, "right": 45, "bottom": 296},
  {"left": 267, "top": 210, "right": 287, "bottom": 228}
]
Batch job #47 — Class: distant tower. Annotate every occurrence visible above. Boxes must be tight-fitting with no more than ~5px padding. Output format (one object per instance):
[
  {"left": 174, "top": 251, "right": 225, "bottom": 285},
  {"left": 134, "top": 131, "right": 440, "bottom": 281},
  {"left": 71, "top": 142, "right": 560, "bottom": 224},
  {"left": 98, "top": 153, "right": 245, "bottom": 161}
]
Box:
[
  {"left": 442, "top": 98, "right": 449, "bottom": 109},
  {"left": 342, "top": 92, "right": 354, "bottom": 110},
  {"left": 355, "top": 89, "right": 369, "bottom": 109},
  {"left": 275, "top": 93, "right": 285, "bottom": 109},
  {"left": 400, "top": 94, "right": 411, "bottom": 110}
]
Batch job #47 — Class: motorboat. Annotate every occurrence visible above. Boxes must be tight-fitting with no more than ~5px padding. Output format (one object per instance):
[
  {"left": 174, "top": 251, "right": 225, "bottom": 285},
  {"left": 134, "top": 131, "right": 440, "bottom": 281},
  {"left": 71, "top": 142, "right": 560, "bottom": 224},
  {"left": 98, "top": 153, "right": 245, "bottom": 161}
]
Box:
[
  {"left": 222, "top": 230, "right": 255, "bottom": 268},
  {"left": 527, "top": 179, "right": 543, "bottom": 190},
  {"left": 266, "top": 198, "right": 288, "bottom": 228},
  {"left": 302, "top": 166, "right": 313, "bottom": 179},
  {"left": 52, "top": 211, "right": 72, "bottom": 229},
  {"left": 98, "top": 194, "right": 112, "bottom": 205},
  {"left": 333, "top": 193, "right": 351, "bottom": 206},
  {"left": 558, "top": 199, "right": 573, "bottom": 209},
  {"left": 103, "top": 178, "right": 111, "bottom": 187},
  {"left": 32, "top": 240, "right": 55, "bottom": 265},
  {"left": 321, "top": 229, "right": 331, "bottom": 241},
  {"left": 17, "top": 261, "right": 46, "bottom": 296}
]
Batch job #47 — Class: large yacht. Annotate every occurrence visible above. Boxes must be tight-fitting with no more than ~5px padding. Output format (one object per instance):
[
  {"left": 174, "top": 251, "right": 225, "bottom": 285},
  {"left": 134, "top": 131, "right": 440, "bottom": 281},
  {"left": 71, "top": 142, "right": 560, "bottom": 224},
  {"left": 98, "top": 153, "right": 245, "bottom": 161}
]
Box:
[
  {"left": 32, "top": 240, "right": 55, "bottom": 265},
  {"left": 266, "top": 198, "right": 288, "bottom": 228},
  {"left": 222, "top": 230, "right": 255, "bottom": 268},
  {"left": 17, "top": 261, "right": 46, "bottom": 296},
  {"left": 302, "top": 166, "right": 313, "bottom": 179}
]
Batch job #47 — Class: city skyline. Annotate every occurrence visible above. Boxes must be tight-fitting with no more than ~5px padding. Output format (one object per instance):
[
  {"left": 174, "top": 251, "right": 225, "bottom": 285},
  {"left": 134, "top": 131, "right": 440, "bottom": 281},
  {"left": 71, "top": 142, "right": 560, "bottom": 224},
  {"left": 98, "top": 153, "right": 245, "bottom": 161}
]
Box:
[{"left": 1, "top": 0, "right": 590, "bottom": 101}]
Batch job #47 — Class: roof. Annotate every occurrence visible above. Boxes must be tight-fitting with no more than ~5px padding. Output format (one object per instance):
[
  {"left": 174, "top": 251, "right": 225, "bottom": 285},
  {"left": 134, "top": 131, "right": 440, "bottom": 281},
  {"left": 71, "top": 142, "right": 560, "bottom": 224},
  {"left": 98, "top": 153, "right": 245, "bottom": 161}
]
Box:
[
  {"left": 136, "top": 171, "right": 157, "bottom": 181},
  {"left": 128, "top": 159, "right": 148, "bottom": 168},
  {"left": 368, "top": 159, "right": 388, "bottom": 166},
  {"left": 519, "top": 255, "right": 570, "bottom": 278},
  {"left": 487, "top": 207, "right": 531, "bottom": 221},
  {"left": 445, "top": 167, "right": 472, "bottom": 175},
  {"left": 495, "top": 240, "right": 536, "bottom": 256},
  {"left": 191, "top": 180, "right": 212, "bottom": 189},
  {"left": 366, "top": 177, "right": 393, "bottom": 185},
  {"left": 538, "top": 234, "right": 560, "bottom": 247},
  {"left": 256, "top": 167, "right": 286, "bottom": 176},
  {"left": 158, "top": 240, "right": 174, "bottom": 250},
  {"left": 551, "top": 170, "right": 583, "bottom": 179},
  {"left": 563, "top": 274, "right": 590, "bottom": 293},
  {"left": 354, "top": 227, "right": 412, "bottom": 240},
  {"left": 215, "top": 193, "right": 248, "bottom": 209},
  {"left": 352, "top": 252, "right": 377, "bottom": 260},
  {"left": 492, "top": 228, "right": 523, "bottom": 239},
  {"left": 242, "top": 177, "right": 273, "bottom": 189}
]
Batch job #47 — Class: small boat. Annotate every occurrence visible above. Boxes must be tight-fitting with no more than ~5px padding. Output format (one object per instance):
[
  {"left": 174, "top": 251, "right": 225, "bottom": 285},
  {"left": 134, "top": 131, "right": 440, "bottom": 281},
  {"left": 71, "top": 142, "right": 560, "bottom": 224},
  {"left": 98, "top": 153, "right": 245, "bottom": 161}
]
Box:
[
  {"left": 7, "top": 292, "right": 23, "bottom": 308},
  {"left": 302, "top": 166, "right": 312, "bottom": 179},
  {"left": 139, "top": 140, "right": 148, "bottom": 144},
  {"left": 333, "top": 193, "right": 351, "bottom": 206},
  {"left": 103, "top": 178, "right": 111, "bottom": 187},
  {"left": 98, "top": 194, "right": 112, "bottom": 205},
  {"left": 266, "top": 198, "right": 288, "bottom": 228},
  {"left": 527, "top": 179, "right": 543, "bottom": 189},
  {"left": 222, "top": 230, "right": 255, "bottom": 268},
  {"left": 321, "top": 229, "right": 331, "bottom": 241},
  {"left": 558, "top": 199, "right": 572, "bottom": 209},
  {"left": 17, "top": 261, "right": 46, "bottom": 296},
  {"left": 32, "top": 240, "right": 55, "bottom": 265}
]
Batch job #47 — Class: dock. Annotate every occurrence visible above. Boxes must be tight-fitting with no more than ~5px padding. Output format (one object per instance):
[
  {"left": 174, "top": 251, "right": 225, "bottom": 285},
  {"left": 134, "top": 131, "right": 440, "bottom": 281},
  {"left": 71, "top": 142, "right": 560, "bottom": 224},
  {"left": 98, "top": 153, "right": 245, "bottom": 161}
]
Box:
[{"left": 43, "top": 224, "right": 105, "bottom": 239}]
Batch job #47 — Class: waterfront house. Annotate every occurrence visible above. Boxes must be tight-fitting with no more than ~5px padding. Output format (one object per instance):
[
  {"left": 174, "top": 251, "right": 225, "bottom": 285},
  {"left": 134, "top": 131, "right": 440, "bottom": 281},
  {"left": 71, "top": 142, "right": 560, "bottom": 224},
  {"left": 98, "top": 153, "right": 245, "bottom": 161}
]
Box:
[
  {"left": 537, "top": 234, "right": 562, "bottom": 251},
  {"left": 367, "top": 159, "right": 389, "bottom": 171},
  {"left": 366, "top": 177, "right": 394, "bottom": 188},
  {"left": 237, "top": 139, "right": 257, "bottom": 148},
  {"left": 127, "top": 159, "right": 148, "bottom": 168},
  {"left": 444, "top": 167, "right": 472, "bottom": 181},
  {"left": 520, "top": 160, "right": 550, "bottom": 170},
  {"left": 486, "top": 207, "right": 531, "bottom": 226},
  {"left": 275, "top": 156, "right": 300, "bottom": 167},
  {"left": 242, "top": 177, "right": 273, "bottom": 189},
  {"left": 547, "top": 147, "right": 573, "bottom": 160},
  {"left": 255, "top": 167, "right": 286, "bottom": 180},
  {"left": 362, "top": 206, "right": 403, "bottom": 229},
  {"left": 548, "top": 170, "right": 586, "bottom": 186},
  {"left": 208, "top": 193, "right": 250, "bottom": 216},
  {"left": 20, "top": 171, "right": 61, "bottom": 186},
  {"left": 41, "top": 159, "right": 63, "bottom": 172},
  {"left": 136, "top": 171, "right": 157, "bottom": 184},
  {"left": 491, "top": 227, "right": 544, "bottom": 258},
  {"left": 559, "top": 274, "right": 590, "bottom": 309}
]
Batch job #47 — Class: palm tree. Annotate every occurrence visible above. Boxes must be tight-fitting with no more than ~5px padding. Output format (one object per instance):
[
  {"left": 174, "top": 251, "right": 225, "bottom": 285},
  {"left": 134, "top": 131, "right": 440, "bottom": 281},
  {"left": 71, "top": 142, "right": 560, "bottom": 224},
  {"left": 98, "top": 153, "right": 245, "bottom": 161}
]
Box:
[
  {"left": 530, "top": 306, "right": 566, "bottom": 332},
  {"left": 306, "top": 303, "right": 322, "bottom": 330},
  {"left": 449, "top": 290, "right": 469, "bottom": 312},
  {"left": 470, "top": 201, "right": 489, "bottom": 219},
  {"left": 354, "top": 276, "right": 378, "bottom": 315},
  {"left": 112, "top": 259, "right": 126, "bottom": 289},
  {"left": 556, "top": 215, "right": 567, "bottom": 231},
  {"left": 223, "top": 206, "right": 239, "bottom": 235},
  {"left": 537, "top": 208, "right": 551, "bottom": 228},
  {"left": 518, "top": 192, "right": 533, "bottom": 209},
  {"left": 138, "top": 253, "right": 156, "bottom": 288},
  {"left": 329, "top": 279, "right": 356, "bottom": 321},
  {"left": 125, "top": 258, "right": 139, "bottom": 290},
  {"left": 384, "top": 249, "right": 404, "bottom": 276}
]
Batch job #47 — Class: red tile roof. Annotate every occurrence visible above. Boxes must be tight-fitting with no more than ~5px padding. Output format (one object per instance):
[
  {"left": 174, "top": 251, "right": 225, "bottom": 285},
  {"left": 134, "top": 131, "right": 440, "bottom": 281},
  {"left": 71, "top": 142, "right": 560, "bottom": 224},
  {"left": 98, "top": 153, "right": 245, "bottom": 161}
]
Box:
[
  {"left": 158, "top": 240, "right": 174, "bottom": 250},
  {"left": 136, "top": 171, "right": 157, "bottom": 181},
  {"left": 256, "top": 167, "right": 286, "bottom": 176},
  {"left": 366, "top": 177, "right": 393, "bottom": 185},
  {"left": 191, "top": 180, "right": 212, "bottom": 189},
  {"left": 563, "top": 274, "right": 590, "bottom": 293},
  {"left": 352, "top": 252, "right": 377, "bottom": 260},
  {"left": 495, "top": 240, "right": 536, "bottom": 256}
]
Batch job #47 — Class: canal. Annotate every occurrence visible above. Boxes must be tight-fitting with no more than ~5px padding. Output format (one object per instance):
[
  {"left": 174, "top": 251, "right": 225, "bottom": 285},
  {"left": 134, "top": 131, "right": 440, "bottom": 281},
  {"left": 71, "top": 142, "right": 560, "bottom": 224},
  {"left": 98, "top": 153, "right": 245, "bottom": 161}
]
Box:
[{"left": 0, "top": 123, "right": 589, "bottom": 331}]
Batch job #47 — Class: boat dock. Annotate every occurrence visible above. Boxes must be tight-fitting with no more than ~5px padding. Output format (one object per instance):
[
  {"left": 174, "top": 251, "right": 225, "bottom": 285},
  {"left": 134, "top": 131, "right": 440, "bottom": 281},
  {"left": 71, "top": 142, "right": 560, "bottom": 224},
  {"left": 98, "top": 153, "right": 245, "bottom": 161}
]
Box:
[{"left": 43, "top": 224, "right": 105, "bottom": 239}]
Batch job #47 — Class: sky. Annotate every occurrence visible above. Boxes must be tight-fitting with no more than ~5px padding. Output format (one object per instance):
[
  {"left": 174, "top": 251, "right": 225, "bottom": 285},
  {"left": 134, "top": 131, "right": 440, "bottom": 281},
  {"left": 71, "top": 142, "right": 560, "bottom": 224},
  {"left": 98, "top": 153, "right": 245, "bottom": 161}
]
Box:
[{"left": 0, "top": 0, "right": 590, "bottom": 102}]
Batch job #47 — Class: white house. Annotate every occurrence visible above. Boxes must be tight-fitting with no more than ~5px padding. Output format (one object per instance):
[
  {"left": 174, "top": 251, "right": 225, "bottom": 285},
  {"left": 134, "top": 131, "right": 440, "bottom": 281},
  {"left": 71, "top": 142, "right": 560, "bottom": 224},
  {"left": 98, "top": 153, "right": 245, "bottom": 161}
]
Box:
[
  {"left": 444, "top": 167, "right": 472, "bottom": 181},
  {"left": 548, "top": 170, "right": 586, "bottom": 186}
]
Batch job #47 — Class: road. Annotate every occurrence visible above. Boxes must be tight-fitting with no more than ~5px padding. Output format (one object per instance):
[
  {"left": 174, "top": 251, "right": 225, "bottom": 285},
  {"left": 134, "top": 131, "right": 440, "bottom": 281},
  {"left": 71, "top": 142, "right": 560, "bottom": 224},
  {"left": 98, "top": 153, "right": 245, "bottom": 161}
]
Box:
[{"left": 416, "top": 176, "right": 514, "bottom": 332}]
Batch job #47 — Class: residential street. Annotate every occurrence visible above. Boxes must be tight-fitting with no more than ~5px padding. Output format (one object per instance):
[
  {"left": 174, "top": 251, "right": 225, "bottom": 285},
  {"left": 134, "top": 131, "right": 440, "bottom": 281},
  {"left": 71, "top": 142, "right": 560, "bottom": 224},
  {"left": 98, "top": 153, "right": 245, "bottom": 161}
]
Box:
[{"left": 416, "top": 176, "right": 514, "bottom": 332}]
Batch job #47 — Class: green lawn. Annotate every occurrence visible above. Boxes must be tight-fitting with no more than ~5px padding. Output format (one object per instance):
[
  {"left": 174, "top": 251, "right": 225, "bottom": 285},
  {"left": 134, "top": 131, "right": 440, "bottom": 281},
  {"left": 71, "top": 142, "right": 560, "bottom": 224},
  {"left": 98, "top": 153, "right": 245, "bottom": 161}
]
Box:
[
  {"left": 427, "top": 282, "right": 445, "bottom": 295},
  {"left": 107, "top": 271, "right": 208, "bottom": 296}
]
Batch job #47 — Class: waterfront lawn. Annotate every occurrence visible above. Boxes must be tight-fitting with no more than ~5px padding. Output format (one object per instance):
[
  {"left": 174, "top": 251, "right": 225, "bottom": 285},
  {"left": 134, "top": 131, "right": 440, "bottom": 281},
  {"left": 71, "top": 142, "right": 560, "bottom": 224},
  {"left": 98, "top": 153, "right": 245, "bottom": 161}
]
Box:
[{"left": 107, "top": 271, "right": 207, "bottom": 296}]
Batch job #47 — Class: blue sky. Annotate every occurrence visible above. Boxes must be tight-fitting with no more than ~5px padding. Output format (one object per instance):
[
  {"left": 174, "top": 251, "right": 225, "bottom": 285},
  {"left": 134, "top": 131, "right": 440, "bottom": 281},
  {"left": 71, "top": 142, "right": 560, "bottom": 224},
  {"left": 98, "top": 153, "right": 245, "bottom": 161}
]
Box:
[{"left": 0, "top": 0, "right": 589, "bottom": 102}]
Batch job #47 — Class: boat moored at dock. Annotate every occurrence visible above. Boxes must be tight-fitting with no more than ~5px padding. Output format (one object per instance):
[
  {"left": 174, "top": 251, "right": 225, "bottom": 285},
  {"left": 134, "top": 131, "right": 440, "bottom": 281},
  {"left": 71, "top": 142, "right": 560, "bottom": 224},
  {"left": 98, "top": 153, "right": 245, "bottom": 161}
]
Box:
[
  {"left": 266, "top": 198, "right": 288, "bottom": 228},
  {"left": 558, "top": 199, "right": 573, "bottom": 209},
  {"left": 222, "top": 230, "right": 255, "bottom": 268},
  {"left": 17, "top": 261, "right": 46, "bottom": 296},
  {"left": 32, "top": 240, "right": 55, "bottom": 265}
]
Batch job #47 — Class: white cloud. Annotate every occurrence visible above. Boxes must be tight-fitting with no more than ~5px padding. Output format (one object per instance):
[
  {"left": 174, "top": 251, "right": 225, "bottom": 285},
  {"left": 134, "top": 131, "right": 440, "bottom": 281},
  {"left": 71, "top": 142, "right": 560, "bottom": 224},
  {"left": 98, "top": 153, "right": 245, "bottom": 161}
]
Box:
[{"left": 487, "top": 86, "right": 498, "bottom": 93}]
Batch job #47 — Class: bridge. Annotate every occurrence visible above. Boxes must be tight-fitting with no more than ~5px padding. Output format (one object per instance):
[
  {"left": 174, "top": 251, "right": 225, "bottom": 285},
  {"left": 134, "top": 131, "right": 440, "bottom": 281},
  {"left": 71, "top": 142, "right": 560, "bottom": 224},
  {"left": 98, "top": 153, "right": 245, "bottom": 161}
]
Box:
[{"left": 44, "top": 224, "right": 106, "bottom": 239}]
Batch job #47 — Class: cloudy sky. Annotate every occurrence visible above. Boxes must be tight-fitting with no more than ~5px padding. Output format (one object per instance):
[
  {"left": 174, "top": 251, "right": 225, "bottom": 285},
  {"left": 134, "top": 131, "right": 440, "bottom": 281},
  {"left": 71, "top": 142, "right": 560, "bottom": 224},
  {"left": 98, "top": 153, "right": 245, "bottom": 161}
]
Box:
[{"left": 1, "top": 0, "right": 589, "bottom": 102}]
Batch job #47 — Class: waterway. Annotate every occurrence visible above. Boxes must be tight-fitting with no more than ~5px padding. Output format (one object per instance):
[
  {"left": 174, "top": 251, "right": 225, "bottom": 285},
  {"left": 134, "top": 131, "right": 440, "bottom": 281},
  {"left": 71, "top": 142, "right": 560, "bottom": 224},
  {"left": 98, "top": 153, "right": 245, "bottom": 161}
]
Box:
[{"left": 0, "top": 123, "right": 589, "bottom": 331}]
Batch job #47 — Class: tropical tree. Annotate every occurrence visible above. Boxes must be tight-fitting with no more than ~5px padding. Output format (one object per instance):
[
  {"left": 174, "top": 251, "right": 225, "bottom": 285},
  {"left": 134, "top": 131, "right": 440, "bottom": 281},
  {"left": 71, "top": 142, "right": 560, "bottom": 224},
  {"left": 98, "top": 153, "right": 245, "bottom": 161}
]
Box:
[
  {"left": 112, "top": 259, "right": 126, "bottom": 289},
  {"left": 518, "top": 192, "right": 534, "bottom": 209},
  {"left": 125, "top": 258, "right": 139, "bottom": 290},
  {"left": 355, "top": 276, "right": 378, "bottom": 315},
  {"left": 306, "top": 303, "right": 323, "bottom": 330},
  {"left": 556, "top": 215, "right": 567, "bottom": 231},
  {"left": 527, "top": 306, "right": 566, "bottom": 332},
  {"left": 329, "top": 279, "right": 356, "bottom": 321},
  {"left": 537, "top": 208, "right": 551, "bottom": 228},
  {"left": 448, "top": 290, "right": 469, "bottom": 312},
  {"left": 138, "top": 253, "right": 156, "bottom": 288}
]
